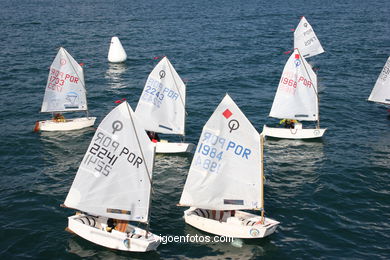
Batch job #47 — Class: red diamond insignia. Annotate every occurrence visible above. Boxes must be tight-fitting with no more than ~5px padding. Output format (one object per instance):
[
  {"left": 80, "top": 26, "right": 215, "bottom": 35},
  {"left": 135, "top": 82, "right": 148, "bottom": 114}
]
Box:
[{"left": 222, "top": 109, "right": 232, "bottom": 119}]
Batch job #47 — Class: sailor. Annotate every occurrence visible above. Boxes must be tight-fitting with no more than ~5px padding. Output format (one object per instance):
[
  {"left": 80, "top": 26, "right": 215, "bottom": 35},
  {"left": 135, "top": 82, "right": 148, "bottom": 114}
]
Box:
[
  {"left": 146, "top": 131, "right": 160, "bottom": 143},
  {"left": 53, "top": 113, "right": 66, "bottom": 122},
  {"left": 279, "top": 119, "right": 297, "bottom": 128}
]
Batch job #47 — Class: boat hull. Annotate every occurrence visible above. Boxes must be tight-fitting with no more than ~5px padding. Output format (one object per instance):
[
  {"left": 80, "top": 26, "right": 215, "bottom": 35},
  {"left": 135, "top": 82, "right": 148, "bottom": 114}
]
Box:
[
  {"left": 36, "top": 117, "right": 96, "bottom": 131},
  {"left": 183, "top": 208, "right": 279, "bottom": 239},
  {"left": 67, "top": 214, "right": 161, "bottom": 252},
  {"left": 155, "top": 141, "right": 195, "bottom": 154},
  {"left": 262, "top": 125, "right": 326, "bottom": 139}
]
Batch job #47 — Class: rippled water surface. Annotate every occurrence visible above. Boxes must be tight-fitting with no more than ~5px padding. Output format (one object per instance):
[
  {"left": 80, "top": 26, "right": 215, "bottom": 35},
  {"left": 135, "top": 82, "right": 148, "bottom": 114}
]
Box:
[{"left": 0, "top": 0, "right": 389, "bottom": 259}]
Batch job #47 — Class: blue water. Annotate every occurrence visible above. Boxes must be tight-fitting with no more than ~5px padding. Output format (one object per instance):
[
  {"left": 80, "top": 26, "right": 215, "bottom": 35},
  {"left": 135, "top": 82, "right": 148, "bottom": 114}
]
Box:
[{"left": 0, "top": 0, "right": 389, "bottom": 259}]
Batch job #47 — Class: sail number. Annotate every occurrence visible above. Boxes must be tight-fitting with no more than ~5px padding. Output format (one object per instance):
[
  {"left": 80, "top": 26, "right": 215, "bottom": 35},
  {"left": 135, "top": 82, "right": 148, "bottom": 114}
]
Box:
[
  {"left": 194, "top": 131, "right": 252, "bottom": 174},
  {"left": 141, "top": 78, "right": 180, "bottom": 108},
  {"left": 83, "top": 131, "right": 144, "bottom": 177},
  {"left": 47, "top": 68, "right": 80, "bottom": 92}
]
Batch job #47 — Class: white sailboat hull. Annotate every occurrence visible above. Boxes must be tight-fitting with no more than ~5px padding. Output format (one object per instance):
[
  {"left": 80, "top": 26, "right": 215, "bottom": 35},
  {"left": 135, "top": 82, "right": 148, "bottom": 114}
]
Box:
[
  {"left": 67, "top": 214, "right": 161, "bottom": 252},
  {"left": 155, "top": 140, "right": 195, "bottom": 154},
  {"left": 36, "top": 117, "right": 96, "bottom": 131},
  {"left": 262, "top": 125, "right": 326, "bottom": 139},
  {"left": 183, "top": 208, "right": 279, "bottom": 239}
]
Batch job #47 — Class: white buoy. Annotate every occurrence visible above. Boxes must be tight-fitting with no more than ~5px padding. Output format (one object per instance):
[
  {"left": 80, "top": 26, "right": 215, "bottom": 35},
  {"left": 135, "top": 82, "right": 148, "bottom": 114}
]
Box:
[{"left": 108, "top": 36, "right": 127, "bottom": 63}]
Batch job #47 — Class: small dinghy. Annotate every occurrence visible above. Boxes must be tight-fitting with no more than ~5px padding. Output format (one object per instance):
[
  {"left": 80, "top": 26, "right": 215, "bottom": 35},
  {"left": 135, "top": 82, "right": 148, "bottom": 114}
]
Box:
[
  {"left": 294, "top": 16, "right": 324, "bottom": 58},
  {"left": 368, "top": 56, "right": 390, "bottom": 107},
  {"left": 135, "top": 57, "right": 195, "bottom": 153},
  {"left": 108, "top": 36, "right": 127, "bottom": 63},
  {"left": 263, "top": 49, "right": 326, "bottom": 139},
  {"left": 35, "top": 47, "right": 95, "bottom": 132},
  {"left": 179, "top": 94, "right": 279, "bottom": 239},
  {"left": 63, "top": 101, "right": 161, "bottom": 252}
]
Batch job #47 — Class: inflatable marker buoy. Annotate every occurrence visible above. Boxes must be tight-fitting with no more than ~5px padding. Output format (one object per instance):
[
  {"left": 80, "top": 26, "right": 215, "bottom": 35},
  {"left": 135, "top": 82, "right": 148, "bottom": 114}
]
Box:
[{"left": 108, "top": 36, "right": 127, "bottom": 63}]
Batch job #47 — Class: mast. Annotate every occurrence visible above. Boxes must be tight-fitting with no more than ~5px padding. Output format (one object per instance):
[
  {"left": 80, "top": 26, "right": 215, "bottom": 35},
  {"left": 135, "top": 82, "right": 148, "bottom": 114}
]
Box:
[
  {"left": 125, "top": 101, "right": 154, "bottom": 232},
  {"left": 145, "top": 145, "right": 156, "bottom": 238},
  {"left": 296, "top": 48, "right": 320, "bottom": 128},
  {"left": 167, "top": 58, "right": 186, "bottom": 137},
  {"left": 260, "top": 134, "right": 265, "bottom": 223}
]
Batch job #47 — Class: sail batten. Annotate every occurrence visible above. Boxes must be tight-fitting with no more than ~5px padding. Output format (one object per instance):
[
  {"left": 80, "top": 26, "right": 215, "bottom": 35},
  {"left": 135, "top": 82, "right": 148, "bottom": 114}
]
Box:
[
  {"left": 135, "top": 57, "right": 186, "bottom": 135},
  {"left": 294, "top": 16, "right": 324, "bottom": 58},
  {"left": 179, "top": 95, "right": 262, "bottom": 210},
  {"left": 41, "top": 47, "right": 88, "bottom": 113},
  {"left": 64, "top": 102, "right": 155, "bottom": 222},
  {"left": 269, "top": 49, "right": 319, "bottom": 121},
  {"left": 368, "top": 56, "right": 390, "bottom": 105}
]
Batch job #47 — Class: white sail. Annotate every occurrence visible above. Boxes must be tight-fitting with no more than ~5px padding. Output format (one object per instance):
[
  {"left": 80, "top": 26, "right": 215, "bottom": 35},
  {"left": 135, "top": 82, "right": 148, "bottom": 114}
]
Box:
[
  {"left": 135, "top": 57, "right": 186, "bottom": 135},
  {"left": 368, "top": 56, "right": 390, "bottom": 105},
  {"left": 179, "top": 94, "right": 262, "bottom": 210},
  {"left": 108, "top": 37, "right": 127, "bottom": 63},
  {"left": 64, "top": 101, "right": 155, "bottom": 223},
  {"left": 269, "top": 49, "right": 318, "bottom": 121},
  {"left": 294, "top": 16, "right": 324, "bottom": 58},
  {"left": 41, "top": 47, "right": 87, "bottom": 113}
]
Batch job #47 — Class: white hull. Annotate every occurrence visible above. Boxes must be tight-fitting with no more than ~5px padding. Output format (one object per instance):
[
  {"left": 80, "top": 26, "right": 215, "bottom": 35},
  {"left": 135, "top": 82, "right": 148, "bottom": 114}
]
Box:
[
  {"left": 183, "top": 208, "right": 279, "bottom": 239},
  {"left": 36, "top": 117, "right": 96, "bottom": 131},
  {"left": 155, "top": 140, "right": 195, "bottom": 154},
  {"left": 262, "top": 125, "right": 326, "bottom": 139},
  {"left": 67, "top": 214, "right": 161, "bottom": 252}
]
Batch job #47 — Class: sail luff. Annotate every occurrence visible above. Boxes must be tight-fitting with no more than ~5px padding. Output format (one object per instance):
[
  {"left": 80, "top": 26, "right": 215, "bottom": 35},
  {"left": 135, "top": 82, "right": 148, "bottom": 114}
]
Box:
[
  {"left": 260, "top": 134, "right": 265, "bottom": 221},
  {"left": 167, "top": 58, "right": 186, "bottom": 136},
  {"left": 296, "top": 48, "right": 321, "bottom": 127},
  {"left": 125, "top": 102, "right": 154, "bottom": 188}
]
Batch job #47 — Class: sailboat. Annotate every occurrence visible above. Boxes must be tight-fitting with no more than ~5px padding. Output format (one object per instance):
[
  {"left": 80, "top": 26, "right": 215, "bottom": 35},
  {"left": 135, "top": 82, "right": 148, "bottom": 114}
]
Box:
[
  {"left": 108, "top": 36, "right": 127, "bottom": 63},
  {"left": 135, "top": 56, "right": 195, "bottom": 153},
  {"left": 62, "top": 101, "right": 161, "bottom": 252},
  {"left": 178, "top": 94, "right": 279, "bottom": 238},
  {"left": 262, "top": 49, "right": 326, "bottom": 139},
  {"left": 35, "top": 47, "right": 96, "bottom": 131},
  {"left": 294, "top": 16, "right": 324, "bottom": 58},
  {"left": 368, "top": 56, "right": 390, "bottom": 105}
]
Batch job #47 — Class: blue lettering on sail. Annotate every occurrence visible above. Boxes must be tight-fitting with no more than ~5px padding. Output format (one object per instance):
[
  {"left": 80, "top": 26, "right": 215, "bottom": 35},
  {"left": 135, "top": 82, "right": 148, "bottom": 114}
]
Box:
[
  {"left": 140, "top": 78, "right": 179, "bottom": 108},
  {"left": 194, "top": 131, "right": 252, "bottom": 174}
]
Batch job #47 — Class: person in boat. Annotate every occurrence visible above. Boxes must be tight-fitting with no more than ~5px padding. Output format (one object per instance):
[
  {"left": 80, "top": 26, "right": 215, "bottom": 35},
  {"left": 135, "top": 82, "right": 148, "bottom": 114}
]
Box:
[
  {"left": 146, "top": 131, "right": 160, "bottom": 143},
  {"left": 106, "top": 218, "right": 129, "bottom": 233},
  {"left": 53, "top": 113, "right": 66, "bottom": 122},
  {"left": 279, "top": 119, "right": 298, "bottom": 129},
  {"left": 106, "top": 218, "right": 116, "bottom": 232}
]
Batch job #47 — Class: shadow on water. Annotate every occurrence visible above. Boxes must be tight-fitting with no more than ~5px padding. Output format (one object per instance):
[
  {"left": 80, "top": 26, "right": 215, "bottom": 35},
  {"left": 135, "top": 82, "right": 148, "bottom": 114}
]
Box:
[
  {"left": 160, "top": 224, "right": 280, "bottom": 259},
  {"left": 33, "top": 128, "right": 95, "bottom": 196},
  {"left": 66, "top": 237, "right": 161, "bottom": 260}
]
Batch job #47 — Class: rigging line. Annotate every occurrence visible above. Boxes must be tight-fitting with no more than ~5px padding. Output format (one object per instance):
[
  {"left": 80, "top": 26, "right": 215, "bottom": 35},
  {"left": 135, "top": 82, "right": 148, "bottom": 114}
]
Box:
[
  {"left": 124, "top": 102, "right": 155, "bottom": 193},
  {"left": 166, "top": 58, "right": 187, "bottom": 116},
  {"left": 296, "top": 48, "right": 319, "bottom": 97},
  {"left": 296, "top": 48, "right": 321, "bottom": 127},
  {"left": 62, "top": 48, "right": 87, "bottom": 93}
]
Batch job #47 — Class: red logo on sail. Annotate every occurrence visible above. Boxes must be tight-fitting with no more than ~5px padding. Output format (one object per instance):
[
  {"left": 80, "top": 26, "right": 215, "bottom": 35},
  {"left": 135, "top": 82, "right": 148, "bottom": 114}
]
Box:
[{"left": 222, "top": 109, "right": 232, "bottom": 119}]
